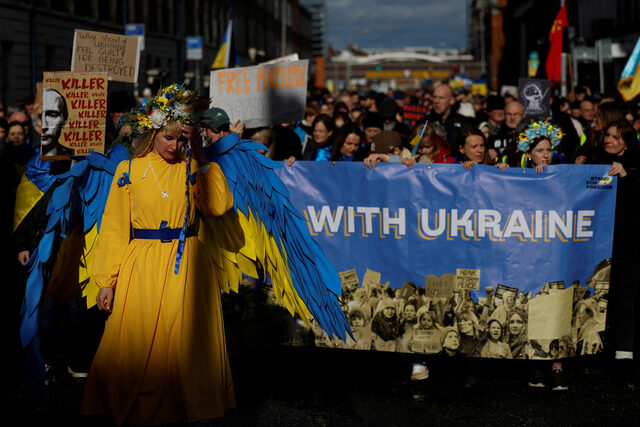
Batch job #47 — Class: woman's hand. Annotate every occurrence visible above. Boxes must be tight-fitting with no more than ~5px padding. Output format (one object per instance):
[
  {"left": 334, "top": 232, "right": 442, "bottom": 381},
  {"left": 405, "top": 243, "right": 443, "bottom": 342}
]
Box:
[
  {"left": 575, "top": 155, "right": 586, "bottom": 165},
  {"left": 17, "top": 250, "right": 30, "bottom": 266},
  {"left": 364, "top": 154, "right": 390, "bottom": 169},
  {"left": 462, "top": 160, "right": 474, "bottom": 170},
  {"left": 534, "top": 164, "right": 547, "bottom": 174},
  {"left": 286, "top": 156, "right": 296, "bottom": 167},
  {"left": 495, "top": 162, "right": 508, "bottom": 171},
  {"left": 609, "top": 161, "right": 627, "bottom": 177},
  {"left": 401, "top": 157, "right": 416, "bottom": 169},
  {"left": 182, "top": 125, "right": 208, "bottom": 167},
  {"left": 96, "top": 287, "right": 114, "bottom": 313}
]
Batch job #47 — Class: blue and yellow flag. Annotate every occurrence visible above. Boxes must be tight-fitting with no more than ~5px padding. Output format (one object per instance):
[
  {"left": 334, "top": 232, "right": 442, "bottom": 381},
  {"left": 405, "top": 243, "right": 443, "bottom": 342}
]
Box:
[
  {"left": 211, "top": 19, "right": 233, "bottom": 70},
  {"left": 618, "top": 36, "right": 640, "bottom": 102}
]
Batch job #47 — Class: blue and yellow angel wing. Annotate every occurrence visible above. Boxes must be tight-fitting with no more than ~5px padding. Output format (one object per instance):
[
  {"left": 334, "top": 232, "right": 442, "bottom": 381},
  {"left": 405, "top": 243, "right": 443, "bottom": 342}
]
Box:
[
  {"left": 203, "top": 134, "right": 350, "bottom": 341},
  {"left": 19, "top": 145, "right": 129, "bottom": 372},
  {"left": 13, "top": 154, "right": 57, "bottom": 232}
]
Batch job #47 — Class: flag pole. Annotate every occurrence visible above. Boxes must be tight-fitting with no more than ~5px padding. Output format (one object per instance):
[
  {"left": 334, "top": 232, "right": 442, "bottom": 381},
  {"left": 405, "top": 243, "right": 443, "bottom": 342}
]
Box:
[{"left": 411, "top": 121, "right": 429, "bottom": 155}]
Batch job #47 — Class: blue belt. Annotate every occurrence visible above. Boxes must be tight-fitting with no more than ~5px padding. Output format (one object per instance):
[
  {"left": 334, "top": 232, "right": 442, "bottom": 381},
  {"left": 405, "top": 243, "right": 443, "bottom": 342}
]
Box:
[{"left": 132, "top": 221, "right": 198, "bottom": 243}]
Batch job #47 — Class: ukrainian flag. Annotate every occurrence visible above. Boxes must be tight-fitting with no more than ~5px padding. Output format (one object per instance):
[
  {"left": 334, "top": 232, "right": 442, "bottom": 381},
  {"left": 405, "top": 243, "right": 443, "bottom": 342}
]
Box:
[
  {"left": 618, "top": 36, "right": 640, "bottom": 102},
  {"left": 211, "top": 19, "right": 233, "bottom": 70}
]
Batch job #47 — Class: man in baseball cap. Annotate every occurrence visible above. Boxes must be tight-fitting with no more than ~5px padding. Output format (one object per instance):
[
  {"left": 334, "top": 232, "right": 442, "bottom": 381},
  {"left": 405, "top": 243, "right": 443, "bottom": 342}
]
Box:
[{"left": 201, "top": 107, "right": 245, "bottom": 144}]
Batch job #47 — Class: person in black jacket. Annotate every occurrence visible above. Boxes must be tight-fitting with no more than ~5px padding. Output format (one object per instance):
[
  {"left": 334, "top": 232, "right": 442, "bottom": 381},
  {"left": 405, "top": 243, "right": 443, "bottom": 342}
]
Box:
[{"left": 591, "top": 119, "right": 640, "bottom": 388}]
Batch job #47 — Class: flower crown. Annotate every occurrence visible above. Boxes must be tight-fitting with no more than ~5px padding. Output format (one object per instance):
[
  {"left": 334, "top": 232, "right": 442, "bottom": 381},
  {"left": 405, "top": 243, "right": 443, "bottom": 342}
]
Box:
[
  {"left": 129, "top": 83, "right": 209, "bottom": 131},
  {"left": 517, "top": 119, "right": 564, "bottom": 152}
]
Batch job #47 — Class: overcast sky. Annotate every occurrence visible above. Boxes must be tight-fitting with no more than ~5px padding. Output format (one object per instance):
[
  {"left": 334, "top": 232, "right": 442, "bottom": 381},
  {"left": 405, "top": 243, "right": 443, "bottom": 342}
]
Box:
[{"left": 326, "top": 0, "right": 468, "bottom": 51}]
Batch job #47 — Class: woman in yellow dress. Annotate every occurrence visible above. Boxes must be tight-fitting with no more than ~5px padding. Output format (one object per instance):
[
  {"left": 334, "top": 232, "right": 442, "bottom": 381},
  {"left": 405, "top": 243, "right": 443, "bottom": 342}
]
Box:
[{"left": 81, "top": 86, "right": 236, "bottom": 425}]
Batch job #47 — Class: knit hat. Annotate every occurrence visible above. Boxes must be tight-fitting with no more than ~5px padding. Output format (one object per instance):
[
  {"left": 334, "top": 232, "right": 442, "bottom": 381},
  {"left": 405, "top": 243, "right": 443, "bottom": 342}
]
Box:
[
  {"left": 440, "top": 327, "right": 460, "bottom": 346},
  {"left": 379, "top": 99, "right": 399, "bottom": 121},
  {"left": 486, "top": 95, "right": 505, "bottom": 112},
  {"left": 363, "top": 112, "right": 384, "bottom": 130},
  {"left": 371, "top": 130, "right": 401, "bottom": 154},
  {"left": 376, "top": 297, "right": 397, "bottom": 313},
  {"left": 348, "top": 305, "right": 370, "bottom": 324}
]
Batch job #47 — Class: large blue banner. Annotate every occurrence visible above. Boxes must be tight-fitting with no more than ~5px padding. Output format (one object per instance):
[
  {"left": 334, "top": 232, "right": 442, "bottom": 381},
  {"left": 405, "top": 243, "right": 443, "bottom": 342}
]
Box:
[{"left": 272, "top": 163, "right": 616, "bottom": 359}]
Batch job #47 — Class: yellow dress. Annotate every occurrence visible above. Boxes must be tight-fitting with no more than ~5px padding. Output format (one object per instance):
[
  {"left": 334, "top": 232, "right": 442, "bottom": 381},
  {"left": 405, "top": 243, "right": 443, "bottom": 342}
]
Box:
[{"left": 81, "top": 152, "right": 235, "bottom": 425}]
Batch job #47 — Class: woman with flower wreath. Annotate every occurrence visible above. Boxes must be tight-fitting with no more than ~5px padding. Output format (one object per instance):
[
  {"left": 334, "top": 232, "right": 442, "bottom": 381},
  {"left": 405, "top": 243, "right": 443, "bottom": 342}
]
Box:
[
  {"left": 516, "top": 119, "right": 565, "bottom": 172},
  {"left": 81, "top": 85, "right": 236, "bottom": 425},
  {"left": 514, "top": 120, "right": 572, "bottom": 390}
]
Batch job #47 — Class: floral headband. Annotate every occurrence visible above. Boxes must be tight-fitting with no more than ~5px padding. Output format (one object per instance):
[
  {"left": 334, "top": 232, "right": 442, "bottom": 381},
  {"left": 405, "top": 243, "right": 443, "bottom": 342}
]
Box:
[
  {"left": 129, "top": 83, "right": 209, "bottom": 131},
  {"left": 517, "top": 119, "right": 564, "bottom": 152}
]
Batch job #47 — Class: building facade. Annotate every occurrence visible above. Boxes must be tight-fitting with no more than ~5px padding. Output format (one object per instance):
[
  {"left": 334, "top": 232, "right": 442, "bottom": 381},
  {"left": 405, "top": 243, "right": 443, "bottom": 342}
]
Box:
[
  {"left": 467, "top": 0, "right": 640, "bottom": 94},
  {"left": 0, "top": 0, "right": 312, "bottom": 109}
]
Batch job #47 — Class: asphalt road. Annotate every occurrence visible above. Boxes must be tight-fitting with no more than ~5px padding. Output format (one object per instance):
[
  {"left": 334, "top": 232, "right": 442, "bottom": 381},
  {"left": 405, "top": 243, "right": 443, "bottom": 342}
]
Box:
[{"left": 3, "top": 347, "right": 640, "bottom": 426}]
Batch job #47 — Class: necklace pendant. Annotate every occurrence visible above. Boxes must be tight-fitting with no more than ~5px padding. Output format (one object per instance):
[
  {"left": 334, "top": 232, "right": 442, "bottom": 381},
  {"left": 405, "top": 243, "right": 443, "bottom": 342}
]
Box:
[{"left": 161, "top": 191, "right": 169, "bottom": 199}]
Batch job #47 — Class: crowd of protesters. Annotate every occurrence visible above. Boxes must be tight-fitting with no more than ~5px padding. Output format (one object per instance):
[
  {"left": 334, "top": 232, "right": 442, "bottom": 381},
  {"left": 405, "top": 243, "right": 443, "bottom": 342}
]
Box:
[{"left": 2, "top": 80, "right": 640, "bottom": 394}]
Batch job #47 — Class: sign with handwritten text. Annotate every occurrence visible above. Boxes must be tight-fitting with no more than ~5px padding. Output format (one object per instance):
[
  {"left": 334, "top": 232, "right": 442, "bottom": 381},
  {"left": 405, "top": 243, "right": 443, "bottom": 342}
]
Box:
[
  {"left": 41, "top": 72, "right": 108, "bottom": 159},
  {"left": 209, "top": 60, "right": 308, "bottom": 127},
  {"left": 71, "top": 29, "right": 140, "bottom": 83}
]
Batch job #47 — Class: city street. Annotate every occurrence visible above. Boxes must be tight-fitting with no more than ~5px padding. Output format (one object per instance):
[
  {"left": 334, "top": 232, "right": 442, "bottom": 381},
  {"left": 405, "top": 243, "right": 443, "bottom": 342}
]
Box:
[{"left": 4, "top": 347, "right": 640, "bottom": 426}]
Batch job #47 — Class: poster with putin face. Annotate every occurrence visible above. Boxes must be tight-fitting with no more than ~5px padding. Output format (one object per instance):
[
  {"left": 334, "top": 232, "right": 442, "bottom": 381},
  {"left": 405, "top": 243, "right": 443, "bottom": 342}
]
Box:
[{"left": 41, "top": 72, "right": 108, "bottom": 159}]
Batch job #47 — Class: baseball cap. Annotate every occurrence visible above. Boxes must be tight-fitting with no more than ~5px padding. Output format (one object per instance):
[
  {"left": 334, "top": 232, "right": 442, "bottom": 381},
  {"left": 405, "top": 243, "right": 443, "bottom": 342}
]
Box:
[{"left": 202, "top": 107, "right": 231, "bottom": 129}]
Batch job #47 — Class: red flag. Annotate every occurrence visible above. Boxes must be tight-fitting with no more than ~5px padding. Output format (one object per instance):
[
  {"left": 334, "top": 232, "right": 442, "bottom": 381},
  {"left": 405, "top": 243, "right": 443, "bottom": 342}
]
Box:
[{"left": 545, "top": 4, "right": 568, "bottom": 83}]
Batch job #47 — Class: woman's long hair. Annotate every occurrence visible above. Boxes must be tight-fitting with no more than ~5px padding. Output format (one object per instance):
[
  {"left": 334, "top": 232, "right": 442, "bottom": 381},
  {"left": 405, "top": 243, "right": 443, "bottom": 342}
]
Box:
[
  {"left": 604, "top": 119, "right": 638, "bottom": 156},
  {"left": 411, "top": 124, "right": 447, "bottom": 162},
  {"left": 330, "top": 123, "right": 361, "bottom": 160},
  {"left": 454, "top": 125, "right": 491, "bottom": 164}
]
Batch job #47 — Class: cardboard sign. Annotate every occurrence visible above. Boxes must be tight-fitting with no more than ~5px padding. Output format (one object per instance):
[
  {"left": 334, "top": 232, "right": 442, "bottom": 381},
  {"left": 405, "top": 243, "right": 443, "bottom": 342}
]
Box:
[
  {"left": 548, "top": 280, "right": 565, "bottom": 290},
  {"left": 260, "top": 53, "right": 300, "bottom": 65},
  {"left": 424, "top": 273, "right": 455, "bottom": 298},
  {"left": 517, "top": 78, "right": 551, "bottom": 119},
  {"left": 402, "top": 104, "right": 427, "bottom": 128},
  {"left": 495, "top": 284, "right": 519, "bottom": 302},
  {"left": 35, "top": 82, "right": 43, "bottom": 115},
  {"left": 41, "top": 72, "right": 108, "bottom": 159},
  {"left": 528, "top": 287, "right": 573, "bottom": 340},
  {"left": 362, "top": 269, "right": 382, "bottom": 289},
  {"left": 71, "top": 29, "right": 140, "bottom": 83},
  {"left": 456, "top": 268, "right": 481, "bottom": 290},
  {"left": 339, "top": 269, "right": 360, "bottom": 288},
  {"left": 209, "top": 59, "right": 308, "bottom": 128},
  {"left": 410, "top": 329, "right": 441, "bottom": 354}
]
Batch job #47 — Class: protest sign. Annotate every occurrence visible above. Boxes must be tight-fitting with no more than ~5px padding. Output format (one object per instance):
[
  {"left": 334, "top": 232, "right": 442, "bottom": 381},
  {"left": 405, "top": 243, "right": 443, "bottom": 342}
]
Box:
[
  {"left": 71, "top": 29, "right": 140, "bottom": 83},
  {"left": 456, "top": 268, "right": 481, "bottom": 290},
  {"left": 425, "top": 274, "right": 455, "bottom": 298},
  {"left": 362, "top": 269, "right": 382, "bottom": 289},
  {"left": 409, "top": 329, "right": 442, "bottom": 354},
  {"left": 518, "top": 78, "right": 551, "bottom": 119},
  {"left": 271, "top": 162, "right": 616, "bottom": 359},
  {"left": 528, "top": 287, "right": 573, "bottom": 341},
  {"left": 41, "top": 72, "right": 108, "bottom": 159},
  {"left": 495, "top": 284, "right": 519, "bottom": 304},
  {"left": 339, "top": 269, "right": 360, "bottom": 288},
  {"left": 402, "top": 104, "right": 427, "bottom": 128},
  {"left": 260, "top": 53, "right": 300, "bottom": 65},
  {"left": 35, "top": 82, "right": 43, "bottom": 115},
  {"left": 209, "top": 59, "right": 308, "bottom": 128}
]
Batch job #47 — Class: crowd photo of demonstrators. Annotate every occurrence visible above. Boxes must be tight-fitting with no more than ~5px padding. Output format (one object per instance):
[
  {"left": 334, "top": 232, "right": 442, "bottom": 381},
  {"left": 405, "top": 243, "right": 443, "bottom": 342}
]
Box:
[{"left": 293, "top": 261, "right": 608, "bottom": 362}]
